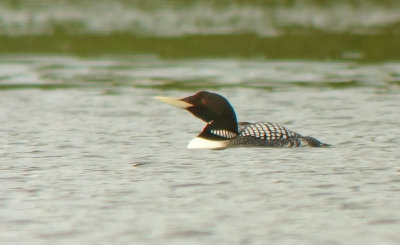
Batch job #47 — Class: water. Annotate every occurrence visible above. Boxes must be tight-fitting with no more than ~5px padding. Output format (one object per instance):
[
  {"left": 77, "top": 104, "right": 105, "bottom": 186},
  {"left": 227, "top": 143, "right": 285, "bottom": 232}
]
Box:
[
  {"left": 1, "top": 55, "right": 400, "bottom": 245},
  {"left": 1, "top": 1, "right": 400, "bottom": 244}
]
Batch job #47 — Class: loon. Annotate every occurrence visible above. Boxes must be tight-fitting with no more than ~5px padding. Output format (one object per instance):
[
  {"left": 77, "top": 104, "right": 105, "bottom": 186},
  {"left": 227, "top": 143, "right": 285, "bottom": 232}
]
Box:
[{"left": 155, "top": 91, "right": 328, "bottom": 149}]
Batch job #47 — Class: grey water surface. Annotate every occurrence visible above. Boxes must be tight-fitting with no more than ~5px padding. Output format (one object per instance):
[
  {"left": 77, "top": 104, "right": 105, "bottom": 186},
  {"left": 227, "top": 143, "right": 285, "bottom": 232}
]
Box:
[{"left": 1, "top": 55, "right": 400, "bottom": 245}]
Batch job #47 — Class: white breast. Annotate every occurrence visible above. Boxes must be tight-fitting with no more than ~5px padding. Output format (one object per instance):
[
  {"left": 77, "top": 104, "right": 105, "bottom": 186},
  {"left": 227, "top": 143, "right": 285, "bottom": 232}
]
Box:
[{"left": 187, "top": 137, "right": 228, "bottom": 149}]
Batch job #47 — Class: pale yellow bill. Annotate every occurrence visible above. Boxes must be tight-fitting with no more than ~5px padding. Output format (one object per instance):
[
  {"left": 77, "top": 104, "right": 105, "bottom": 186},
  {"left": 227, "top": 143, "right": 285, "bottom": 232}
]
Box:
[{"left": 154, "top": 96, "right": 192, "bottom": 109}]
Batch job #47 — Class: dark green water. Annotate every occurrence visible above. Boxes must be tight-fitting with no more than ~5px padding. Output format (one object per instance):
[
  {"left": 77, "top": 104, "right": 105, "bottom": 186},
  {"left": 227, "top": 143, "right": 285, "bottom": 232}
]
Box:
[{"left": 2, "top": 32, "right": 400, "bottom": 62}]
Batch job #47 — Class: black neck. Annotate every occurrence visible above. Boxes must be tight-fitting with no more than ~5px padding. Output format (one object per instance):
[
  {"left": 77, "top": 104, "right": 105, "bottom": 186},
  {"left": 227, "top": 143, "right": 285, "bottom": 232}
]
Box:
[
  {"left": 199, "top": 121, "right": 238, "bottom": 140},
  {"left": 182, "top": 91, "right": 239, "bottom": 140}
]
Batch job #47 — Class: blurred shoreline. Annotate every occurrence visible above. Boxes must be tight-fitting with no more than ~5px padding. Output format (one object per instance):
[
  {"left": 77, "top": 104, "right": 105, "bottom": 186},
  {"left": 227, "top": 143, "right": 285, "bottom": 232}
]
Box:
[
  {"left": 1, "top": 0, "right": 400, "bottom": 37},
  {"left": 1, "top": 1, "right": 400, "bottom": 61}
]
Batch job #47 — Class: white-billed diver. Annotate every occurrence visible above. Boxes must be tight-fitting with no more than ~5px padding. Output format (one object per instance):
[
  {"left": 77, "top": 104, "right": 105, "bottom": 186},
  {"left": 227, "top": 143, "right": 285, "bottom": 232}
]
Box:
[{"left": 155, "top": 91, "right": 328, "bottom": 149}]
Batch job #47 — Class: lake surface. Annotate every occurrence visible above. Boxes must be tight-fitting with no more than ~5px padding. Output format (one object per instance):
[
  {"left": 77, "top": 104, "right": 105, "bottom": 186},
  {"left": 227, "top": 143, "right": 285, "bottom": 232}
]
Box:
[
  {"left": 1, "top": 55, "right": 400, "bottom": 245},
  {"left": 1, "top": 0, "right": 400, "bottom": 244}
]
